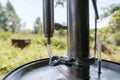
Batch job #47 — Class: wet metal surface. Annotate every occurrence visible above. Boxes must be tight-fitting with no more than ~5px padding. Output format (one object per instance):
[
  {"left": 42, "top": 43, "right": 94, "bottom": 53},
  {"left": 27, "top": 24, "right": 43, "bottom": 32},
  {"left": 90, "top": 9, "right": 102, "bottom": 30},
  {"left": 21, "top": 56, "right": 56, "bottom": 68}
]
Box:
[
  {"left": 2, "top": 59, "right": 120, "bottom": 80},
  {"left": 20, "top": 66, "right": 67, "bottom": 80},
  {"left": 19, "top": 65, "right": 120, "bottom": 80},
  {"left": 90, "top": 65, "right": 120, "bottom": 80}
]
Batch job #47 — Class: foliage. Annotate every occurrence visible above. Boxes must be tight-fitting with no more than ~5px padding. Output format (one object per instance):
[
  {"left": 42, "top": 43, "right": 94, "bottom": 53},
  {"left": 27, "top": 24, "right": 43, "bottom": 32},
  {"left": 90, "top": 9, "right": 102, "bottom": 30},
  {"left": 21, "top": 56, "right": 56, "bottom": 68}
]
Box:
[
  {"left": 33, "top": 17, "right": 43, "bottom": 34},
  {"left": 109, "top": 10, "right": 120, "bottom": 31},
  {"left": 100, "top": 3, "right": 120, "bottom": 33},
  {"left": 97, "top": 3, "right": 120, "bottom": 46},
  {"left": 0, "top": 1, "right": 21, "bottom": 32},
  {"left": 101, "top": 3, "right": 120, "bottom": 18},
  {"left": 107, "top": 32, "right": 120, "bottom": 46}
]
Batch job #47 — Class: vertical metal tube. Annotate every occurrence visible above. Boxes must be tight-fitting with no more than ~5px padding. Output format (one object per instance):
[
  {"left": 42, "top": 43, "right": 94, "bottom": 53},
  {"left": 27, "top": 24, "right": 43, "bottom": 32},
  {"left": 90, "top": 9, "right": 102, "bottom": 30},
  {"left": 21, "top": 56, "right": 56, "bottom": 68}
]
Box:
[
  {"left": 43, "top": 0, "right": 54, "bottom": 38},
  {"left": 92, "top": 0, "right": 99, "bottom": 19},
  {"left": 97, "top": 35, "right": 102, "bottom": 74},
  {"left": 94, "top": 17, "right": 97, "bottom": 57},
  {"left": 92, "top": 0, "right": 99, "bottom": 58},
  {"left": 67, "top": 0, "right": 89, "bottom": 58},
  {"left": 67, "top": 0, "right": 90, "bottom": 79}
]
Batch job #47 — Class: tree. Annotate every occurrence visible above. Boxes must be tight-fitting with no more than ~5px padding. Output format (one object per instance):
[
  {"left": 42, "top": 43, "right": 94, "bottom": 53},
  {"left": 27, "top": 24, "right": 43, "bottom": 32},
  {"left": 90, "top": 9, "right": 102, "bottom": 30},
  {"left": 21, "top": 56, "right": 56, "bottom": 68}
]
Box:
[
  {"left": 33, "top": 17, "right": 42, "bottom": 34},
  {"left": 109, "top": 10, "right": 120, "bottom": 32},
  {"left": 100, "top": 3, "right": 120, "bottom": 46},
  {"left": 0, "top": 3, "right": 9, "bottom": 31},
  {"left": 101, "top": 3, "right": 120, "bottom": 31},
  {"left": 0, "top": 1, "right": 21, "bottom": 32},
  {"left": 101, "top": 4, "right": 120, "bottom": 18},
  {"left": 6, "top": 1, "right": 21, "bottom": 32}
]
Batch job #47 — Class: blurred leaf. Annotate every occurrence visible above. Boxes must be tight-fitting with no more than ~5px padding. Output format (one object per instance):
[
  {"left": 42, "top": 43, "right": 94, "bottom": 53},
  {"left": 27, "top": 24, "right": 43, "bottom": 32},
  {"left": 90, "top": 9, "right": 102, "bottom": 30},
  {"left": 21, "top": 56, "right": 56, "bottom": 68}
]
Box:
[{"left": 101, "top": 4, "right": 120, "bottom": 19}]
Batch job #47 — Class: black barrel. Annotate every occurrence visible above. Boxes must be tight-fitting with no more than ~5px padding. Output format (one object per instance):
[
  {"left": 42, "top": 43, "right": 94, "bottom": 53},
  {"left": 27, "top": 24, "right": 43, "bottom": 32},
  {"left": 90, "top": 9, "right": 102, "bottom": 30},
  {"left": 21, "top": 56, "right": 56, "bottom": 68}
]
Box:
[{"left": 2, "top": 59, "right": 120, "bottom": 80}]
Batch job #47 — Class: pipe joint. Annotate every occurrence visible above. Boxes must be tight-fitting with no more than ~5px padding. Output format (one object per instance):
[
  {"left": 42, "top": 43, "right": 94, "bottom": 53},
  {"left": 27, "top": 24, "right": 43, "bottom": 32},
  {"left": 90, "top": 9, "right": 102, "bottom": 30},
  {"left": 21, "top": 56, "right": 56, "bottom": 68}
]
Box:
[{"left": 49, "top": 55, "right": 95, "bottom": 67}]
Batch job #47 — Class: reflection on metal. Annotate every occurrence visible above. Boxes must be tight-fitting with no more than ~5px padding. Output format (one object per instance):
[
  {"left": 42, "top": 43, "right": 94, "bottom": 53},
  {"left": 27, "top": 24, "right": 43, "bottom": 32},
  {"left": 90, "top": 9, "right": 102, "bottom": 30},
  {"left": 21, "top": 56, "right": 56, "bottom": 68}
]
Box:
[{"left": 67, "top": 0, "right": 90, "bottom": 79}]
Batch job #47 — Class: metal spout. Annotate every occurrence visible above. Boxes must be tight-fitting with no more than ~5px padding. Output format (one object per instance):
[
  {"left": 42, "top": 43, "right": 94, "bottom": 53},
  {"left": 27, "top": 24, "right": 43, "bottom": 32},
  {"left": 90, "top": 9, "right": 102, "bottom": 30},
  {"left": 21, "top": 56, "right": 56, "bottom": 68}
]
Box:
[{"left": 43, "top": 0, "right": 54, "bottom": 38}]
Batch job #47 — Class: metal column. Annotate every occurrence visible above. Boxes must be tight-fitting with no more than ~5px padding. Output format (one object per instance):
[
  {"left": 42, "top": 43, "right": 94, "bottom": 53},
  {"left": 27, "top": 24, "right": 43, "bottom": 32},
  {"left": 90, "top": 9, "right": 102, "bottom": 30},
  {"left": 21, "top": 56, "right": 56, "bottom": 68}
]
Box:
[
  {"left": 43, "top": 0, "right": 54, "bottom": 38},
  {"left": 67, "top": 0, "right": 90, "bottom": 79}
]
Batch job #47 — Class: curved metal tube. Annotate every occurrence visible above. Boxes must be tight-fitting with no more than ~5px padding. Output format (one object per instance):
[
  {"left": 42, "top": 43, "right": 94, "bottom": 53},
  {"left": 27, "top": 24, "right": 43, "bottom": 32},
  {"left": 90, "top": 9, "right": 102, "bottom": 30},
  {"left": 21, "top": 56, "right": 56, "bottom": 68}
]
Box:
[{"left": 92, "top": 0, "right": 99, "bottom": 19}]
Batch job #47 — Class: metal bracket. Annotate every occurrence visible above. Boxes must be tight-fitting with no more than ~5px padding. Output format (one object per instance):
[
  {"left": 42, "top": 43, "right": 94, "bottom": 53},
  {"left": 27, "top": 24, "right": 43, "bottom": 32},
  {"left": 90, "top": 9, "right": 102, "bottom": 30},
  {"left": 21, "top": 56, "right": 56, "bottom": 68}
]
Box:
[{"left": 49, "top": 55, "right": 95, "bottom": 67}]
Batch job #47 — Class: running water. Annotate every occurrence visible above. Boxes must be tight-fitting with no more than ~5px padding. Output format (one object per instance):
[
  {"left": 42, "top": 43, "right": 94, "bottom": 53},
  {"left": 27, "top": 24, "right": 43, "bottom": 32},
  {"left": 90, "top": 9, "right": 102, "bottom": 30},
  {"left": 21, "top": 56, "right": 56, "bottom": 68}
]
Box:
[
  {"left": 47, "top": 44, "right": 53, "bottom": 58},
  {"left": 47, "top": 44, "right": 69, "bottom": 79},
  {"left": 97, "top": 35, "right": 102, "bottom": 74}
]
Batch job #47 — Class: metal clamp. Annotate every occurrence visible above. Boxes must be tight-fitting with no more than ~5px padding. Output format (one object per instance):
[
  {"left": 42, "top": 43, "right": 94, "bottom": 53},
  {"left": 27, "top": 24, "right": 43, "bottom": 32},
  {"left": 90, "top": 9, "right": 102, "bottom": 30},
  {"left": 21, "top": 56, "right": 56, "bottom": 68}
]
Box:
[{"left": 49, "top": 55, "right": 95, "bottom": 67}]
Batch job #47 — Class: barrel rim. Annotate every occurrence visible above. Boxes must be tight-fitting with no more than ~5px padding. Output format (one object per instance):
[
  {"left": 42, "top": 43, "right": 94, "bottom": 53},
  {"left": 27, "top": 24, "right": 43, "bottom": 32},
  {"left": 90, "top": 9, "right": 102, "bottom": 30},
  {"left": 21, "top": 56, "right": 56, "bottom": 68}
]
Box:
[{"left": 2, "top": 58, "right": 49, "bottom": 80}]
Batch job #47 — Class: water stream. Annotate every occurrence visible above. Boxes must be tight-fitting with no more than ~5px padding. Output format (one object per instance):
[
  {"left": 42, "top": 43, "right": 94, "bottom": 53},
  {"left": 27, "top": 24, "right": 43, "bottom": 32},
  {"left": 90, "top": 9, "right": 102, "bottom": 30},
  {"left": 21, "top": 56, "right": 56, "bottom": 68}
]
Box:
[{"left": 46, "top": 44, "right": 80, "bottom": 80}]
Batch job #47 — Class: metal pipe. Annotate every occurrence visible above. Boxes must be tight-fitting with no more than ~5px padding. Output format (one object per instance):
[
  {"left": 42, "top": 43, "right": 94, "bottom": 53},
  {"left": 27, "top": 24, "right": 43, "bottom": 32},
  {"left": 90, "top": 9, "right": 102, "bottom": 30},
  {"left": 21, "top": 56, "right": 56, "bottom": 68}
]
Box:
[
  {"left": 92, "top": 0, "right": 99, "bottom": 58},
  {"left": 43, "top": 0, "right": 54, "bottom": 64},
  {"left": 92, "top": 0, "right": 99, "bottom": 19},
  {"left": 94, "top": 17, "right": 97, "bottom": 57},
  {"left": 43, "top": 0, "right": 54, "bottom": 39},
  {"left": 67, "top": 0, "right": 90, "bottom": 79}
]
